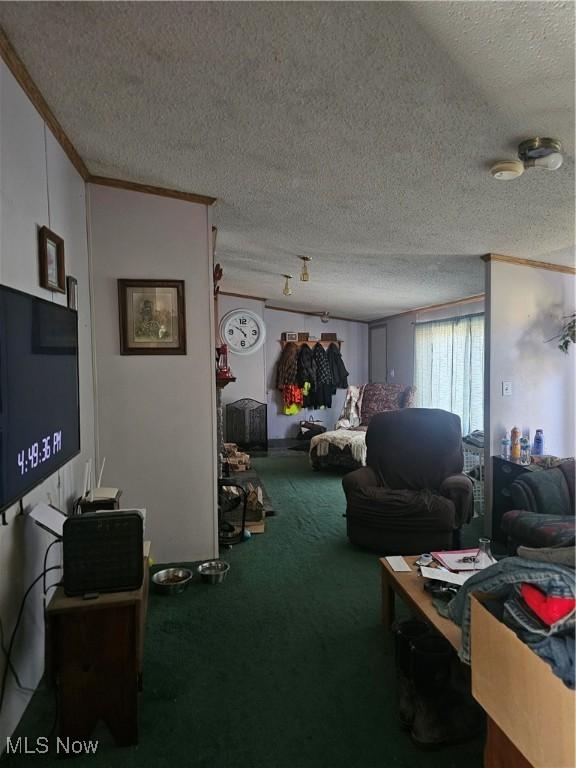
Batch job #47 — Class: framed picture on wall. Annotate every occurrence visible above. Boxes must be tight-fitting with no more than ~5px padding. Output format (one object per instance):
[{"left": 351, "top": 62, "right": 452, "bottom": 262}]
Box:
[
  {"left": 118, "top": 279, "right": 187, "bottom": 355},
  {"left": 38, "top": 226, "right": 65, "bottom": 293}
]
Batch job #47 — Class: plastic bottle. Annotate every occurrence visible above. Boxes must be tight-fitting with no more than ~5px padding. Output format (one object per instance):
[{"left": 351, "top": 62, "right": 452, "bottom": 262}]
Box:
[
  {"left": 500, "top": 432, "right": 511, "bottom": 460},
  {"left": 520, "top": 436, "right": 531, "bottom": 465},
  {"left": 533, "top": 429, "right": 544, "bottom": 456},
  {"left": 510, "top": 426, "right": 521, "bottom": 460}
]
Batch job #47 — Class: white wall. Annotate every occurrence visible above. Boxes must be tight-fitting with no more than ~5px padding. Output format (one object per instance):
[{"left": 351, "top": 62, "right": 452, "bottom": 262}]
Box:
[
  {"left": 486, "top": 260, "right": 575, "bottom": 459},
  {"left": 0, "top": 62, "right": 95, "bottom": 744},
  {"left": 88, "top": 184, "right": 217, "bottom": 563},
  {"left": 265, "top": 309, "right": 369, "bottom": 439}
]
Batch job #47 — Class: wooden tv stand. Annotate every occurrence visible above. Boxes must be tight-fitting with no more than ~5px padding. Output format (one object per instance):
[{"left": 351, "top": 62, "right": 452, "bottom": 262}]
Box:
[{"left": 45, "top": 543, "right": 150, "bottom": 746}]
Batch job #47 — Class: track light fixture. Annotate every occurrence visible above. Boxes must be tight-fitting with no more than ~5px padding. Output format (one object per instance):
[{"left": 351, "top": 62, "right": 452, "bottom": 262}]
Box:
[
  {"left": 282, "top": 274, "right": 293, "bottom": 296},
  {"left": 298, "top": 256, "right": 311, "bottom": 282}
]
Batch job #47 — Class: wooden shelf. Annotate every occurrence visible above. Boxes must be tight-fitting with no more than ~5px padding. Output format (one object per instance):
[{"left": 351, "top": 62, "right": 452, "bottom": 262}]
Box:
[
  {"left": 216, "top": 374, "right": 237, "bottom": 388},
  {"left": 279, "top": 339, "right": 342, "bottom": 348}
]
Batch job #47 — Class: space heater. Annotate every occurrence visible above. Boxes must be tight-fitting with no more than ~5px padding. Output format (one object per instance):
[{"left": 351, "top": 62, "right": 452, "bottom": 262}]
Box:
[{"left": 62, "top": 511, "right": 143, "bottom": 596}]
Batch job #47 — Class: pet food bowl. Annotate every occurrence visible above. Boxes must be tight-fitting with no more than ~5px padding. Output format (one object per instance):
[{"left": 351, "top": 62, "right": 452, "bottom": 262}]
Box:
[
  {"left": 197, "top": 560, "right": 230, "bottom": 584},
  {"left": 152, "top": 567, "right": 193, "bottom": 595}
]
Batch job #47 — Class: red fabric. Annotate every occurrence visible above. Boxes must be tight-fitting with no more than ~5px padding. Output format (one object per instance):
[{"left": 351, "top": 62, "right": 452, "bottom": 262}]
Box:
[
  {"left": 521, "top": 583, "right": 575, "bottom": 625},
  {"left": 283, "top": 385, "right": 303, "bottom": 408}
]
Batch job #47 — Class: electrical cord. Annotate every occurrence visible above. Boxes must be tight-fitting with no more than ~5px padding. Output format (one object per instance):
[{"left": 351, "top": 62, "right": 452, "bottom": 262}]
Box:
[
  {"left": 42, "top": 538, "right": 62, "bottom": 595},
  {"left": 0, "top": 565, "right": 60, "bottom": 715},
  {"left": 0, "top": 617, "right": 34, "bottom": 693},
  {"left": 0, "top": 539, "right": 62, "bottom": 697}
]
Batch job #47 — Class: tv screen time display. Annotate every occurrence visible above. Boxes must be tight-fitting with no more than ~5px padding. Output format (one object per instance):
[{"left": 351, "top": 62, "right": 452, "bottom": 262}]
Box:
[{"left": 0, "top": 285, "right": 80, "bottom": 512}]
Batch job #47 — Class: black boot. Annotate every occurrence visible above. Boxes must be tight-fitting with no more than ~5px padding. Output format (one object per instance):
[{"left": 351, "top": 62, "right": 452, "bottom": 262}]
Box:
[
  {"left": 409, "top": 634, "right": 454, "bottom": 747},
  {"left": 392, "top": 620, "right": 430, "bottom": 728},
  {"left": 410, "top": 635, "right": 485, "bottom": 747}
]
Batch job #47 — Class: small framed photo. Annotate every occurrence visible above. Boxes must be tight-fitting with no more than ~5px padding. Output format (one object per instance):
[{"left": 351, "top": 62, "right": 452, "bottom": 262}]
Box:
[
  {"left": 284, "top": 332, "right": 298, "bottom": 342},
  {"left": 38, "top": 226, "right": 65, "bottom": 293},
  {"left": 67, "top": 276, "right": 78, "bottom": 310},
  {"left": 118, "top": 279, "right": 187, "bottom": 355}
]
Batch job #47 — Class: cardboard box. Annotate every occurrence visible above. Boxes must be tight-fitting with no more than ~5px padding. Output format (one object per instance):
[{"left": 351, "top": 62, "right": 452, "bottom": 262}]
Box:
[
  {"left": 245, "top": 483, "right": 264, "bottom": 523},
  {"left": 471, "top": 595, "right": 575, "bottom": 768}
]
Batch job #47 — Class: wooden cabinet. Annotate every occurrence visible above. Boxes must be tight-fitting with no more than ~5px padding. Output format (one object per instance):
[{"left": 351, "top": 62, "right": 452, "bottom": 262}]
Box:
[{"left": 46, "top": 547, "right": 150, "bottom": 746}]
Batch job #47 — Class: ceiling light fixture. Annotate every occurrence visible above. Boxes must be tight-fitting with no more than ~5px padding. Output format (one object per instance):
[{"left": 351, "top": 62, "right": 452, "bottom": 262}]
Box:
[
  {"left": 298, "top": 255, "right": 311, "bottom": 282},
  {"left": 282, "top": 274, "right": 293, "bottom": 296},
  {"left": 320, "top": 312, "right": 330, "bottom": 324},
  {"left": 518, "top": 137, "right": 563, "bottom": 170},
  {"left": 491, "top": 137, "right": 563, "bottom": 180}
]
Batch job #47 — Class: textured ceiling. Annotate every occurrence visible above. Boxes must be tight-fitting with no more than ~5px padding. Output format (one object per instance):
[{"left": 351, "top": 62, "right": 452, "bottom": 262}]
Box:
[{"left": 0, "top": 2, "right": 574, "bottom": 321}]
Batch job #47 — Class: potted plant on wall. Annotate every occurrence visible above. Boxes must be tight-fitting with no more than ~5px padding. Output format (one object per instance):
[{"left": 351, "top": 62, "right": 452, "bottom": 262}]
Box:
[{"left": 547, "top": 313, "right": 575, "bottom": 353}]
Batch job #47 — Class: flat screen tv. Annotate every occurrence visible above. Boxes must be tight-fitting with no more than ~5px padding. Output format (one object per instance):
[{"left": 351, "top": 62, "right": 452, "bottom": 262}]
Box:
[{"left": 0, "top": 285, "right": 80, "bottom": 513}]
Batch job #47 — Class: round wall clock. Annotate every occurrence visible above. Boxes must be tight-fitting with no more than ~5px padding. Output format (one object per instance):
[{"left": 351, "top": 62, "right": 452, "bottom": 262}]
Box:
[{"left": 219, "top": 309, "right": 266, "bottom": 355}]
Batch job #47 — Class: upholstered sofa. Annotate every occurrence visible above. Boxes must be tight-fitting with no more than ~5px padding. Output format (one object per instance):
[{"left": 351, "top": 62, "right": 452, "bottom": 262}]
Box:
[
  {"left": 342, "top": 408, "right": 474, "bottom": 554},
  {"left": 501, "top": 459, "right": 575, "bottom": 550},
  {"left": 309, "top": 383, "right": 415, "bottom": 471}
]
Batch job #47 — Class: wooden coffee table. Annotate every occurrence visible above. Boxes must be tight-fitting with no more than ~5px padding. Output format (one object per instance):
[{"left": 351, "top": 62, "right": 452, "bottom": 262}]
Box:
[
  {"left": 379, "top": 554, "right": 461, "bottom": 651},
  {"left": 379, "top": 555, "right": 535, "bottom": 767}
]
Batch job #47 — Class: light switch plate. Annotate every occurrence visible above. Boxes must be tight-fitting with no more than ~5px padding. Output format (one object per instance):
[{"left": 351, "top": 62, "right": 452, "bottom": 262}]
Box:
[{"left": 502, "top": 381, "right": 512, "bottom": 396}]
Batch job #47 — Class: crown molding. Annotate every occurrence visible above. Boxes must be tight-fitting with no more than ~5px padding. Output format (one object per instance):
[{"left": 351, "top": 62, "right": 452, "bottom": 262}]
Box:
[
  {"left": 0, "top": 25, "right": 90, "bottom": 180},
  {"left": 87, "top": 176, "right": 216, "bottom": 206},
  {"left": 264, "top": 303, "right": 370, "bottom": 324},
  {"left": 219, "top": 290, "right": 268, "bottom": 303},
  {"left": 219, "top": 291, "right": 369, "bottom": 324},
  {"left": 0, "top": 25, "right": 217, "bottom": 205},
  {"left": 483, "top": 253, "right": 575, "bottom": 275},
  {"left": 370, "top": 293, "right": 485, "bottom": 324}
]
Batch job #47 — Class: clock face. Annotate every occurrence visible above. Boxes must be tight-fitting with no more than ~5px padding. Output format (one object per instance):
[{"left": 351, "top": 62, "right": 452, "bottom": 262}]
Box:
[{"left": 220, "top": 309, "right": 266, "bottom": 355}]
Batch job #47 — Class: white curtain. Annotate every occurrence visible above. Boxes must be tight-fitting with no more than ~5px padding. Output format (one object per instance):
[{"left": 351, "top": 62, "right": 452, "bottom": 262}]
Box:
[{"left": 414, "top": 314, "right": 484, "bottom": 435}]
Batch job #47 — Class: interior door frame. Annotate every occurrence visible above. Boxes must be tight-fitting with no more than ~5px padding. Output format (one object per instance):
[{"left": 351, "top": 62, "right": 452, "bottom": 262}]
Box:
[{"left": 368, "top": 323, "right": 388, "bottom": 383}]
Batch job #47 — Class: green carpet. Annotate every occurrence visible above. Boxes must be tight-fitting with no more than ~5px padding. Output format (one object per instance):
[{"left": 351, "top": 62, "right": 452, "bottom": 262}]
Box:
[{"left": 3, "top": 455, "right": 483, "bottom": 767}]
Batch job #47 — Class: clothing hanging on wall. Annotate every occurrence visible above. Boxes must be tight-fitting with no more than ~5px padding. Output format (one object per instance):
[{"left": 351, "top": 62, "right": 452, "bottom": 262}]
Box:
[
  {"left": 276, "top": 342, "right": 299, "bottom": 389},
  {"left": 283, "top": 384, "right": 303, "bottom": 415},
  {"left": 296, "top": 344, "right": 315, "bottom": 408},
  {"left": 327, "top": 343, "right": 349, "bottom": 390},
  {"left": 275, "top": 341, "right": 349, "bottom": 414},
  {"left": 312, "top": 343, "right": 333, "bottom": 409}
]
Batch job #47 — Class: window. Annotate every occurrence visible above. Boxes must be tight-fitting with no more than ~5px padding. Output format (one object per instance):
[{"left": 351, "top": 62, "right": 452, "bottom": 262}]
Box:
[{"left": 414, "top": 314, "right": 484, "bottom": 435}]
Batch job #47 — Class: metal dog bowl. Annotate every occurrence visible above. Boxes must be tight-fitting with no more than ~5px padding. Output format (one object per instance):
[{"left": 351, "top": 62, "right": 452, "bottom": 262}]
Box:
[
  {"left": 197, "top": 560, "right": 230, "bottom": 584},
  {"left": 152, "top": 567, "right": 193, "bottom": 595}
]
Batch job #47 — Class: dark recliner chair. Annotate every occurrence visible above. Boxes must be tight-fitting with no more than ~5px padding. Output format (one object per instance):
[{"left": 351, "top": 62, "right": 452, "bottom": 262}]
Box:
[
  {"left": 501, "top": 459, "right": 575, "bottom": 550},
  {"left": 342, "top": 408, "right": 474, "bottom": 554}
]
